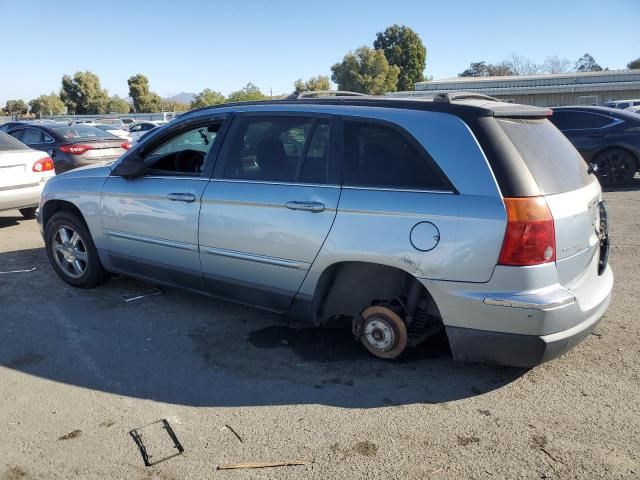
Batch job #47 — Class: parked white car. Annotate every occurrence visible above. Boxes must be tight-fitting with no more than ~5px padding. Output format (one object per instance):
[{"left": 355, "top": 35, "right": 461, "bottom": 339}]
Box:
[
  {"left": 94, "top": 124, "right": 133, "bottom": 143},
  {"left": 129, "top": 121, "right": 167, "bottom": 143},
  {"left": 0, "top": 131, "right": 55, "bottom": 218}
]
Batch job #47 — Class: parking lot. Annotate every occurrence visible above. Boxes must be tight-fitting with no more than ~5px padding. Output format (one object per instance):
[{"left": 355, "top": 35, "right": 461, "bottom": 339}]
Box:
[{"left": 0, "top": 181, "right": 638, "bottom": 480}]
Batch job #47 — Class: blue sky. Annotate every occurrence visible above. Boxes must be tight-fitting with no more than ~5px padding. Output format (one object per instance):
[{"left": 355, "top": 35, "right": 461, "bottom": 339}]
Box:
[{"left": 1, "top": 0, "right": 638, "bottom": 104}]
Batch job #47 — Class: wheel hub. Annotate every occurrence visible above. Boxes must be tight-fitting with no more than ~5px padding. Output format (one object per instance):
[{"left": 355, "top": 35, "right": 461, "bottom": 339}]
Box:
[{"left": 364, "top": 318, "right": 395, "bottom": 351}]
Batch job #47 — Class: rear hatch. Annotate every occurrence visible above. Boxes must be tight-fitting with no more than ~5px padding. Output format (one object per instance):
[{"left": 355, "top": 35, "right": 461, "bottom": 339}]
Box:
[
  {"left": 496, "top": 118, "right": 606, "bottom": 287},
  {"left": 0, "top": 133, "right": 42, "bottom": 189}
]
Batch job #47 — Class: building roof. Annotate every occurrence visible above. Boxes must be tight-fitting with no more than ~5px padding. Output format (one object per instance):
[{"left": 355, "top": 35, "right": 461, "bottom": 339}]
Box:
[{"left": 387, "top": 69, "right": 640, "bottom": 97}]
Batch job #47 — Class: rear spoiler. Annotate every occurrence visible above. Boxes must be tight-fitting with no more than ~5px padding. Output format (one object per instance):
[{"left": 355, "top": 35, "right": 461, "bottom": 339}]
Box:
[{"left": 434, "top": 92, "right": 552, "bottom": 118}]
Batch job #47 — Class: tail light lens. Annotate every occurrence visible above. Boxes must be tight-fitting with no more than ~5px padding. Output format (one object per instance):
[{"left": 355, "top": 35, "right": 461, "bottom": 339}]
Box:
[
  {"left": 498, "top": 197, "right": 556, "bottom": 266},
  {"left": 59, "top": 144, "right": 93, "bottom": 155},
  {"left": 120, "top": 142, "right": 132, "bottom": 150},
  {"left": 32, "top": 156, "right": 55, "bottom": 172}
]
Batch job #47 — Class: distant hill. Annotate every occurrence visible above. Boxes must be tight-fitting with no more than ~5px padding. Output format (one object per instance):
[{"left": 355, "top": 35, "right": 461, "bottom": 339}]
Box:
[{"left": 166, "top": 92, "right": 196, "bottom": 104}]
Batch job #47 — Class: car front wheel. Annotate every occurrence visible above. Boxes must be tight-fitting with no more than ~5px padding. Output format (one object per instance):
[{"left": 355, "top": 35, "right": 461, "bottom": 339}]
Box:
[{"left": 45, "top": 211, "right": 107, "bottom": 288}]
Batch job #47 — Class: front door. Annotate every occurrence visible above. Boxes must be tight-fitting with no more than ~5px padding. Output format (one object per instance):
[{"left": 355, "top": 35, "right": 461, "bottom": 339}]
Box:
[
  {"left": 101, "top": 115, "right": 228, "bottom": 290},
  {"left": 199, "top": 113, "right": 340, "bottom": 311}
]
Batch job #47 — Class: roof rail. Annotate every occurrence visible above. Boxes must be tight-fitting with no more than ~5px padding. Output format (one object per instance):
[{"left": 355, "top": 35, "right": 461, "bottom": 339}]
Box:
[
  {"left": 433, "top": 92, "right": 499, "bottom": 103},
  {"left": 285, "top": 90, "right": 369, "bottom": 100}
]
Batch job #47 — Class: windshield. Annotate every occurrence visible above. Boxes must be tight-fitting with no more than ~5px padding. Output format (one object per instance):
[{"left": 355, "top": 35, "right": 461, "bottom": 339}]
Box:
[
  {"left": 497, "top": 118, "right": 592, "bottom": 194},
  {"left": 51, "top": 125, "right": 119, "bottom": 140},
  {"left": 0, "top": 131, "right": 29, "bottom": 151}
]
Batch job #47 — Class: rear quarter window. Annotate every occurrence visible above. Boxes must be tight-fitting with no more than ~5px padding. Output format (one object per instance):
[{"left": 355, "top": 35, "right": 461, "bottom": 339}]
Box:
[
  {"left": 0, "top": 131, "right": 29, "bottom": 151},
  {"left": 497, "top": 118, "right": 592, "bottom": 195}
]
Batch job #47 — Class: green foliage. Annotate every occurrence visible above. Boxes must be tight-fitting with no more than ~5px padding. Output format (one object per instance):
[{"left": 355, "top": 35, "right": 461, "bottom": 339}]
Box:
[
  {"left": 331, "top": 46, "right": 400, "bottom": 95},
  {"left": 60, "top": 71, "right": 109, "bottom": 114},
  {"left": 127, "top": 74, "right": 162, "bottom": 113},
  {"left": 29, "top": 93, "right": 66, "bottom": 116},
  {"left": 574, "top": 54, "right": 603, "bottom": 72},
  {"left": 107, "top": 95, "right": 131, "bottom": 114},
  {"left": 459, "top": 61, "right": 514, "bottom": 77},
  {"left": 627, "top": 57, "right": 640, "bottom": 69},
  {"left": 3, "top": 99, "right": 28, "bottom": 116},
  {"left": 374, "top": 24, "right": 426, "bottom": 91},
  {"left": 190, "top": 88, "right": 226, "bottom": 109},
  {"left": 293, "top": 75, "right": 331, "bottom": 92},
  {"left": 162, "top": 100, "right": 190, "bottom": 112},
  {"left": 226, "top": 83, "right": 268, "bottom": 103}
]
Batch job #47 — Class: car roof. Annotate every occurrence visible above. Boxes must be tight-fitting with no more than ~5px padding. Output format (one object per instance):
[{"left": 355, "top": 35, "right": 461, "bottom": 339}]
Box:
[
  {"left": 182, "top": 92, "right": 552, "bottom": 120},
  {"left": 552, "top": 105, "right": 640, "bottom": 123}
]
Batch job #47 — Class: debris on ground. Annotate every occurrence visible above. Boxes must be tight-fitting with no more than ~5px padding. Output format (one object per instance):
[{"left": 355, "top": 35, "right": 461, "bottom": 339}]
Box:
[
  {"left": 216, "top": 460, "right": 311, "bottom": 470},
  {"left": 121, "top": 287, "right": 162, "bottom": 302},
  {"left": 58, "top": 430, "right": 82, "bottom": 440},
  {"left": 220, "top": 424, "right": 244, "bottom": 443},
  {"left": 0, "top": 267, "right": 36, "bottom": 275}
]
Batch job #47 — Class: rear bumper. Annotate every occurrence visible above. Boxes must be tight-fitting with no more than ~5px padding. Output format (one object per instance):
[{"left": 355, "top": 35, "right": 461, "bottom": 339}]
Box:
[
  {"left": 422, "top": 258, "right": 613, "bottom": 367},
  {"left": 0, "top": 182, "right": 45, "bottom": 212},
  {"left": 445, "top": 287, "right": 610, "bottom": 367}
]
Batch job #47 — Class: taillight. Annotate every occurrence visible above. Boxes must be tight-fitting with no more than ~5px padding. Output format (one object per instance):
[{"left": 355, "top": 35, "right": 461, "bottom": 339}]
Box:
[
  {"left": 59, "top": 144, "right": 93, "bottom": 155},
  {"left": 120, "top": 142, "right": 132, "bottom": 150},
  {"left": 32, "top": 156, "right": 55, "bottom": 172},
  {"left": 498, "top": 197, "right": 556, "bottom": 266}
]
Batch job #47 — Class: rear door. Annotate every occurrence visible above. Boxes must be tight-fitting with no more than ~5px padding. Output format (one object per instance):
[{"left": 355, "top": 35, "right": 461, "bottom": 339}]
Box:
[{"left": 199, "top": 113, "right": 339, "bottom": 311}]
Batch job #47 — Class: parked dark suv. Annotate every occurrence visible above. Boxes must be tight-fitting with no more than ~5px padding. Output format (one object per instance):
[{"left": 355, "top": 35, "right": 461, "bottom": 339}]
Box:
[{"left": 550, "top": 106, "right": 640, "bottom": 185}]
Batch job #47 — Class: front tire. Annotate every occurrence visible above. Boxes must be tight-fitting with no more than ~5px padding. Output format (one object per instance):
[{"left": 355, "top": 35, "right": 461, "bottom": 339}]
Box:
[{"left": 45, "top": 211, "right": 107, "bottom": 288}]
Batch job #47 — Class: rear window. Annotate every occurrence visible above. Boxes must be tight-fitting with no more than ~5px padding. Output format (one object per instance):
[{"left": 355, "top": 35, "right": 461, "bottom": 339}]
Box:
[
  {"left": 0, "top": 131, "right": 29, "bottom": 151},
  {"left": 497, "top": 118, "right": 591, "bottom": 194},
  {"left": 51, "top": 125, "right": 117, "bottom": 140}
]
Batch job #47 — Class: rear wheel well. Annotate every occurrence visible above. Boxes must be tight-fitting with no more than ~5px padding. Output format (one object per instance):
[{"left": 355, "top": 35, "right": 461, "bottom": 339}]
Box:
[
  {"left": 312, "top": 261, "right": 441, "bottom": 326},
  {"left": 594, "top": 145, "right": 640, "bottom": 170}
]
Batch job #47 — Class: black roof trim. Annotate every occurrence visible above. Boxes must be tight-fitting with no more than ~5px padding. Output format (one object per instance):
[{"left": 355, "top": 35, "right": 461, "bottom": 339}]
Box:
[{"left": 185, "top": 96, "right": 552, "bottom": 120}]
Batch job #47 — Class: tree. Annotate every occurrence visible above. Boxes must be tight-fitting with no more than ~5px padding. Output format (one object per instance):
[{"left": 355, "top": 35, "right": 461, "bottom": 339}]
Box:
[
  {"left": 2, "top": 99, "right": 28, "bottom": 116},
  {"left": 459, "top": 61, "right": 513, "bottom": 77},
  {"left": 627, "top": 57, "right": 640, "bottom": 69},
  {"left": 226, "top": 83, "right": 268, "bottom": 103},
  {"left": 127, "top": 74, "right": 162, "bottom": 112},
  {"left": 107, "top": 95, "right": 131, "bottom": 114},
  {"left": 574, "top": 53, "right": 603, "bottom": 72},
  {"left": 161, "top": 100, "right": 190, "bottom": 112},
  {"left": 29, "top": 93, "right": 65, "bottom": 117},
  {"left": 542, "top": 55, "right": 571, "bottom": 74},
  {"left": 190, "top": 88, "right": 226, "bottom": 108},
  {"left": 60, "top": 71, "right": 109, "bottom": 114},
  {"left": 331, "top": 47, "right": 400, "bottom": 95},
  {"left": 373, "top": 24, "right": 426, "bottom": 91},
  {"left": 504, "top": 53, "right": 541, "bottom": 75},
  {"left": 293, "top": 75, "right": 331, "bottom": 92}
]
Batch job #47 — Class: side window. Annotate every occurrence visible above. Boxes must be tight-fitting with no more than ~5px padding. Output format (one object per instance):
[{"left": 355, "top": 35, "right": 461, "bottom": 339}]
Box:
[
  {"left": 342, "top": 120, "right": 445, "bottom": 190},
  {"left": 560, "top": 112, "right": 614, "bottom": 129},
  {"left": 8, "top": 129, "right": 24, "bottom": 141},
  {"left": 143, "top": 123, "right": 222, "bottom": 175},
  {"left": 130, "top": 124, "right": 141, "bottom": 132},
  {"left": 224, "top": 116, "right": 330, "bottom": 183}
]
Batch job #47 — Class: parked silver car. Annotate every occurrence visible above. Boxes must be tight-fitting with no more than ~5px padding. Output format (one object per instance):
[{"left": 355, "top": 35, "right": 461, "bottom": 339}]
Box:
[
  {"left": 0, "top": 131, "right": 55, "bottom": 218},
  {"left": 38, "top": 93, "right": 613, "bottom": 366}
]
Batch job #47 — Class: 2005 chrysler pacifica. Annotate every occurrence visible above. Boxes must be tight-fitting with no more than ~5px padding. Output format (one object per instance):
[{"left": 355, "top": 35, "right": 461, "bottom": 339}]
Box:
[{"left": 38, "top": 92, "right": 613, "bottom": 367}]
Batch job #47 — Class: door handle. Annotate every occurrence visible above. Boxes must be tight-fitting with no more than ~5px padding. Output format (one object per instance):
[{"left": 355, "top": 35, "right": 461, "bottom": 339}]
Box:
[
  {"left": 285, "top": 200, "right": 325, "bottom": 213},
  {"left": 167, "top": 193, "right": 196, "bottom": 203}
]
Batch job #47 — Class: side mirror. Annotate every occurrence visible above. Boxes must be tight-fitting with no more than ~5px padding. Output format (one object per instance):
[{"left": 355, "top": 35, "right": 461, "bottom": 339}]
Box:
[{"left": 111, "top": 154, "right": 147, "bottom": 178}]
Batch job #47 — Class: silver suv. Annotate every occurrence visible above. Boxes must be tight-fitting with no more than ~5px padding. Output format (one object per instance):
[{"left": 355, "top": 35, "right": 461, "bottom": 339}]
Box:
[{"left": 38, "top": 92, "right": 613, "bottom": 367}]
